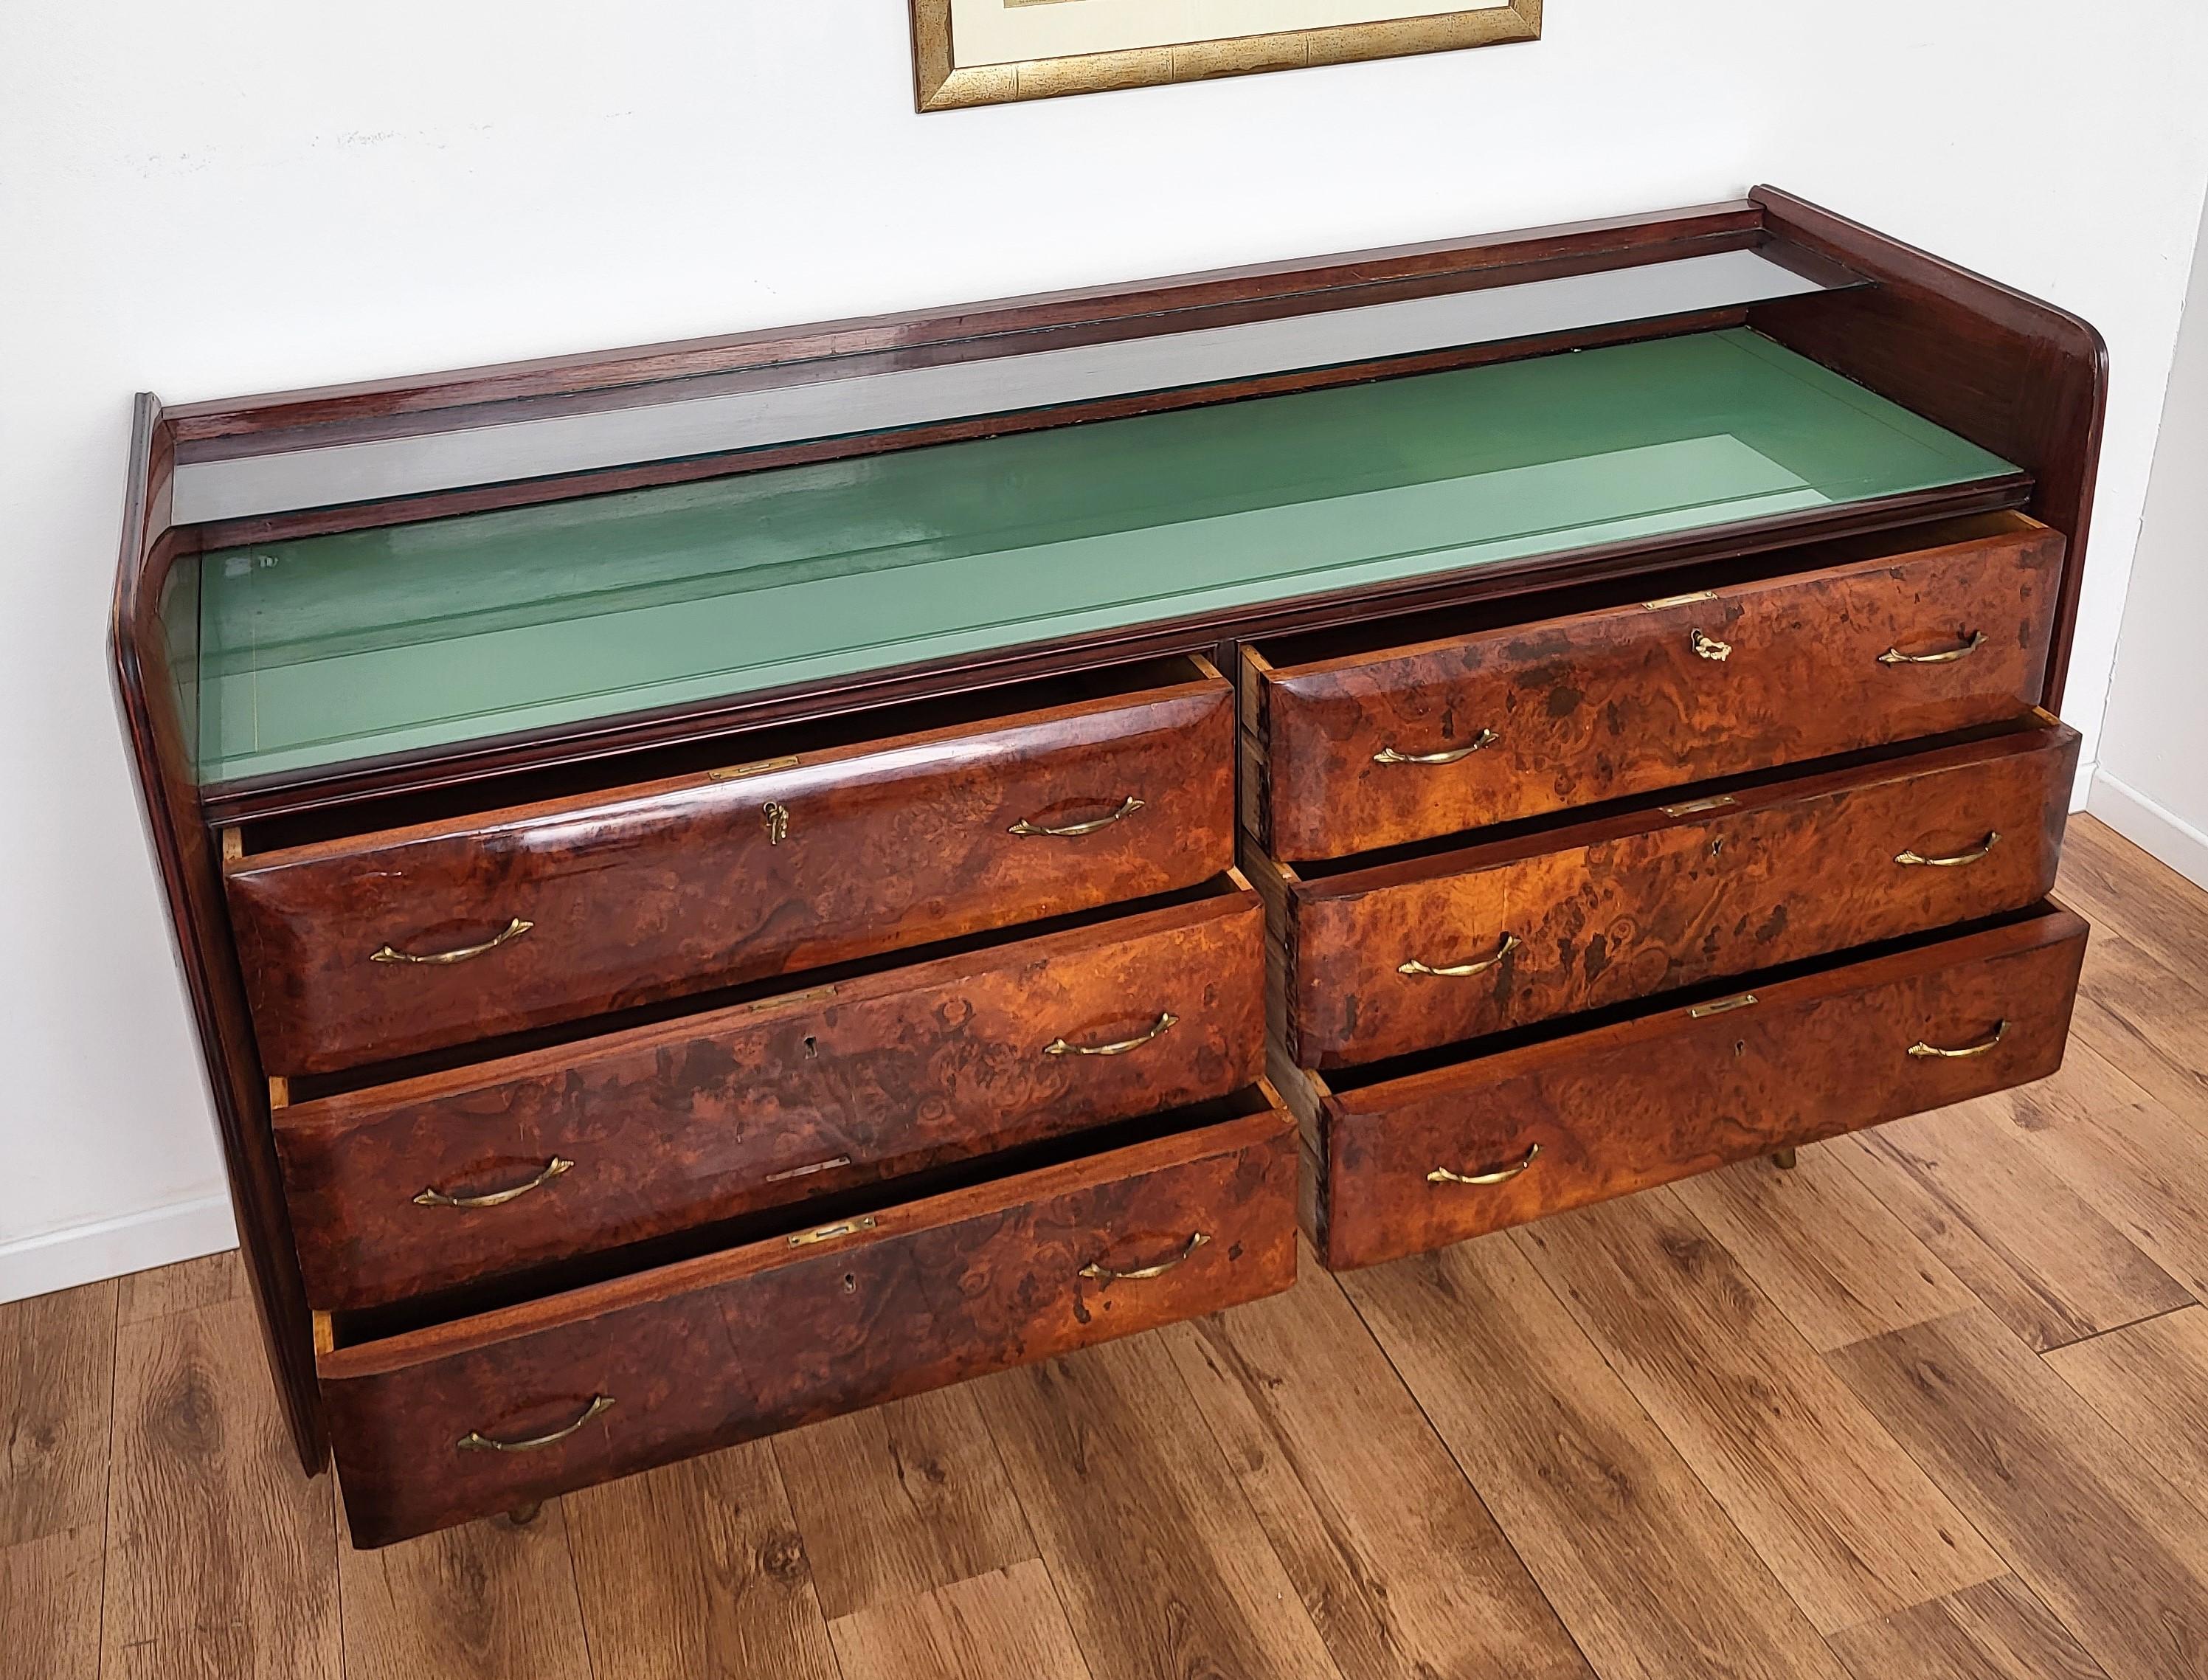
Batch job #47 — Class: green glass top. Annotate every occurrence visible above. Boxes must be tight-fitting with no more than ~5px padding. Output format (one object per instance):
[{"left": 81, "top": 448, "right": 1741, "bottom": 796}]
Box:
[{"left": 196, "top": 328, "right": 2016, "bottom": 785}]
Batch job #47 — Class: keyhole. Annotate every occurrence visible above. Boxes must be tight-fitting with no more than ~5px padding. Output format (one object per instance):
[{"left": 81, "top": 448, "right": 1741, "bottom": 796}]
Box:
[
  {"left": 803, "top": 1034, "right": 818, "bottom": 1059},
  {"left": 1735, "top": 1040, "right": 1747, "bottom": 1058},
  {"left": 762, "top": 801, "right": 790, "bottom": 845},
  {"left": 842, "top": 1273, "right": 857, "bottom": 1294},
  {"left": 1710, "top": 837, "right": 1726, "bottom": 858}
]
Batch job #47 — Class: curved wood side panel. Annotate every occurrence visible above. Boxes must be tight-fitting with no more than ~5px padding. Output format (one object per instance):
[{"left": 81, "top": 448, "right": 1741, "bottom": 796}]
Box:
[
  {"left": 277, "top": 884, "right": 1265, "bottom": 1310},
  {"left": 227, "top": 673, "right": 1236, "bottom": 1075},
  {"left": 1315, "top": 906, "right": 2088, "bottom": 1271},
  {"left": 319, "top": 1102, "right": 1298, "bottom": 1546},
  {"left": 1251, "top": 520, "right": 2061, "bottom": 860},
  {"left": 1747, "top": 185, "right": 2107, "bottom": 711},
  {"left": 108, "top": 395, "right": 327, "bottom": 1469},
  {"left": 1281, "top": 719, "right": 2078, "bottom": 1066}
]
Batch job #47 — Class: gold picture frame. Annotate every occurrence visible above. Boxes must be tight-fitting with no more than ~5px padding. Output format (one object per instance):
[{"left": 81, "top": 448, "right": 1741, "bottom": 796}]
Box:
[{"left": 910, "top": 0, "right": 1540, "bottom": 111}]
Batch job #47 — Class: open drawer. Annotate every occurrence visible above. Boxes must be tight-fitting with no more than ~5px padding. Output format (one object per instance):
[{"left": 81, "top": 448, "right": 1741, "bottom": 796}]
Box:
[
  {"left": 1253, "top": 710, "right": 2078, "bottom": 1068},
  {"left": 1241, "top": 512, "right": 2063, "bottom": 860},
  {"left": 315, "top": 1087, "right": 1296, "bottom": 1546},
  {"left": 226, "top": 654, "right": 1236, "bottom": 1076},
  {"left": 1289, "top": 903, "right": 2087, "bottom": 1271}
]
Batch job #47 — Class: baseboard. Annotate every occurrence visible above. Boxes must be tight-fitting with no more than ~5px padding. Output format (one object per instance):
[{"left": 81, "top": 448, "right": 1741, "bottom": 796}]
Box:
[
  {"left": 2088, "top": 768, "right": 2208, "bottom": 891},
  {"left": 2072, "top": 756, "right": 2096, "bottom": 813},
  {"left": 0, "top": 1193, "right": 238, "bottom": 1305}
]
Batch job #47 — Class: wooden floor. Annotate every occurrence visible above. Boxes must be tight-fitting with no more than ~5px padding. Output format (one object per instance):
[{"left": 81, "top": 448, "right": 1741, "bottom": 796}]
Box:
[{"left": 10, "top": 815, "right": 2208, "bottom": 1680}]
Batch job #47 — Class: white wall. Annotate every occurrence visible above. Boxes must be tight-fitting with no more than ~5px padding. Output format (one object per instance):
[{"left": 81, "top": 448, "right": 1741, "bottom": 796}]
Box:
[
  {"left": 4, "top": 1, "right": 2207, "bottom": 1299},
  {"left": 2092, "top": 184, "right": 2208, "bottom": 887}
]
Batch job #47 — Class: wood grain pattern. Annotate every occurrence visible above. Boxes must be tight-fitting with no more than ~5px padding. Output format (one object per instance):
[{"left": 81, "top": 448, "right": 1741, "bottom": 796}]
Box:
[
  {"left": 0, "top": 1279, "right": 115, "bottom": 1548},
  {"left": 1516, "top": 1191, "right": 2004, "bottom": 1633},
  {"left": 1669, "top": 1144, "right": 1978, "bottom": 1352},
  {"left": 1166, "top": 1255, "right": 1593, "bottom": 1680},
  {"left": 102, "top": 1296, "right": 340, "bottom": 1680},
  {"left": 1830, "top": 1309, "right": 2208, "bottom": 1680},
  {"left": 2045, "top": 1307, "right": 2208, "bottom": 1517},
  {"left": 1273, "top": 716, "right": 2074, "bottom": 1065},
  {"left": 1836, "top": 1101, "right": 2192, "bottom": 1353},
  {"left": 1247, "top": 516, "right": 2061, "bottom": 859},
  {"left": 773, "top": 1386, "right": 1035, "bottom": 1620},
  {"left": 1312, "top": 906, "right": 2087, "bottom": 1270},
  {"left": 1828, "top": 1575, "right": 2111, "bottom": 1680},
  {"left": 0, "top": 1527, "right": 103, "bottom": 1680},
  {"left": 973, "top": 1333, "right": 1343, "bottom": 1680},
  {"left": 335, "top": 1501, "right": 592, "bottom": 1680},
  {"left": 226, "top": 666, "right": 1235, "bottom": 1075},
  {"left": 276, "top": 883, "right": 1264, "bottom": 1310},
  {"left": 828, "top": 1560, "right": 1093, "bottom": 1680},
  {"left": 2055, "top": 817, "right": 2208, "bottom": 979},
  {"left": 1343, "top": 1235, "right": 1852, "bottom": 1680},
  {"left": 117, "top": 1249, "right": 240, "bottom": 1326},
  {"left": 319, "top": 1103, "right": 1296, "bottom": 1546},
  {"left": 561, "top": 1443, "right": 840, "bottom": 1680}
]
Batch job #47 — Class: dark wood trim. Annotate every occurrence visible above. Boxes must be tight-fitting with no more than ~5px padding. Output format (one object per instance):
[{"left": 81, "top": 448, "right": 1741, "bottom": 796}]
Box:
[
  {"left": 163, "top": 202, "right": 1764, "bottom": 443},
  {"left": 107, "top": 395, "right": 328, "bottom": 1471},
  {"left": 1743, "top": 185, "right": 2108, "bottom": 713},
  {"left": 196, "top": 473, "right": 2030, "bottom": 830}
]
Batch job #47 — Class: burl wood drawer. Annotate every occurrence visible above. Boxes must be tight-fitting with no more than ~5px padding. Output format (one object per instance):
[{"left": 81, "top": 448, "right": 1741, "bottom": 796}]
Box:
[
  {"left": 275, "top": 875, "right": 1265, "bottom": 1311},
  {"left": 1295, "top": 902, "right": 2087, "bottom": 1271},
  {"left": 226, "top": 656, "right": 1235, "bottom": 1076},
  {"left": 1256, "top": 711, "right": 2077, "bottom": 1068},
  {"left": 316, "top": 1091, "right": 1296, "bottom": 1546},
  {"left": 1242, "top": 512, "right": 2062, "bottom": 860}
]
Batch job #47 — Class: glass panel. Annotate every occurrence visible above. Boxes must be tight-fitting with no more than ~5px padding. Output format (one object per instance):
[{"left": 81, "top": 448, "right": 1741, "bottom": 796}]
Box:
[
  {"left": 197, "top": 329, "right": 2016, "bottom": 785},
  {"left": 171, "top": 246, "right": 1856, "bottom": 524}
]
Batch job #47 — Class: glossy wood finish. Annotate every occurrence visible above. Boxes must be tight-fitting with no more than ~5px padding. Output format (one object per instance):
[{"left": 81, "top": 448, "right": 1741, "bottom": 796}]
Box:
[
  {"left": 1245, "top": 513, "right": 2063, "bottom": 859},
  {"left": 1748, "top": 186, "right": 2108, "bottom": 711},
  {"left": 1303, "top": 905, "right": 2088, "bottom": 1270},
  {"left": 317, "top": 1099, "right": 1296, "bottom": 1546},
  {"left": 226, "top": 662, "right": 1233, "bottom": 1076},
  {"left": 276, "top": 880, "right": 1264, "bottom": 1310},
  {"left": 1264, "top": 714, "right": 2077, "bottom": 1066}
]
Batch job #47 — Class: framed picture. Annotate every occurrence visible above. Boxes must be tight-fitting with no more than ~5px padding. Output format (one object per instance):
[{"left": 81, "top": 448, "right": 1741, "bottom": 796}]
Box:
[{"left": 910, "top": 0, "right": 1540, "bottom": 111}]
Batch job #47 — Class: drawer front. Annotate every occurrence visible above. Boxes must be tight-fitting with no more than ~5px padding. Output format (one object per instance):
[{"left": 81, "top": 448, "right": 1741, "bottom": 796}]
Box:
[
  {"left": 1278, "top": 718, "right": 2077, "bottom": 1067},
  {"left": 277, "top": 883, "right": 1266, "bottom": 1310},
  {"left": 319, "top": 1102, "right": 1296, "bottom": 1546},
  {"left": 1312, "top": 905, "right": 2087, "bottom": 1270},
  {"left": 1248, "top": 519, "right": 2061, "bottom": 859},
  {"left": 228, "top": 668, "right": 1236, "bottom": 1075}
]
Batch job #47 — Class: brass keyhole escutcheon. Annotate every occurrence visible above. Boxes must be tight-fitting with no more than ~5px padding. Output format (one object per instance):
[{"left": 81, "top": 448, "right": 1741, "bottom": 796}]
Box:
[{"left": 762, "top": 801, "right": 790, "bottom": 845}]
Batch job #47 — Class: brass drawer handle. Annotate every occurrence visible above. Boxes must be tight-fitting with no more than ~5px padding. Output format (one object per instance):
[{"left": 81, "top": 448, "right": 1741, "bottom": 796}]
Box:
[
  {"left": 1044, "top": 1012, "right": 1177, "bottom": 1057},
  {"left": 370, "top": 917, "right": 533, "bottom": 967},
  {"left": 1880, "top": 629, "right": 1987, "bottom": 666},
  {"left": 1399, "top": 933, "right": 1520, "bottom": 978},
  {"left": 1080, "top": 1230, "right": 1208, "bottom": 1282},
  {"left": 1896, "top": 832, "right": 2000, "bottom": 868},
  {"left": 1689, "top": 627, "right": 1733, "bottom": 662},
  {"left": 1908, "top": 1020, "right": 2010, "bottom": 1059},
  {"left": 456, "top": 1394, "right": 615, "bottom": 1454},
  {"left": 1429, "top": 1142, "right": 1540, "bottom": 1186},
  {"left": 413, "top": 1156, "right": 573, "bottom": 1209},
  {"left": 1009, "top": 795, "right": 1143, "bottom": 837},
  {"left": 1374, "top": 727, "right": 1498, "bottom": 766}
]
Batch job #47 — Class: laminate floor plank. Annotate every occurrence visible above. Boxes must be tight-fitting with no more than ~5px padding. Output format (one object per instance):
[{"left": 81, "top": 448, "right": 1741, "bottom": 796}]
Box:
[
  {"left": 0, "top": 1277, "right": 115, "bottom": 1547},
  {"left": 2065, "top": 930, "right": 2208, "bottom": 1122},
  {"left": 828, "top": 1558, "right": 1090, "bottom": 1680},
  {"left": 117, "top": 1249, "right": 240, "bottom": 1327},
  {"left": 2058, "top": 817, "right": 2208, "bottom": 981},
  {"left": 1828, "top": 1307, "right": 2208, "bottom": 1680},
  {"left": 336, "top": 1505, "right": 593, "bottom": 1680},
  {"left": 2003, "top": 1036, "right": 2208, "bottom": 1302},
  {"left": 564, "top": 1439, "right": 840, "bottom": 1680},
  {"left": 0, "top": 1524, "right": 103, "bottom": 1680},
  {"left": 1168, "top": 1255, "right": 1593, "bottom": 1680},
  {"left": 2043, "top": 1306, "right": 2208, "bottom": 1516},
  {"left": 1827, "top": 1574, "right": 2110, "bottom": 1680},
  {"left": 1835, "top": 1101, "right": 2191, "bottom": 1351},
  {"left": 1342, "top": 1235, "right": 1852, "bottom": 1680},
  {"left": 974, "top": 1332, "right": 1345, "bottom": 1680},
  {"left": 1515, "top": 1192, "right": 2004, "bottom": 1635},
  {"left": 1671, "top": 1142, "right": 1979, "bottom": 1352},
  {"left": 775, "top": 1384, "right": 1036, "bottom": 1620},
  {"left": 102, "top": 1293, "right": 340, "bottom": 1680}
]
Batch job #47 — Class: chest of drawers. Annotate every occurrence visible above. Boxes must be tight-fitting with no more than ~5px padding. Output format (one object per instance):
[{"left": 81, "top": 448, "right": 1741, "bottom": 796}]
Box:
[{"left": 114, "top": 187, "right": 2107, "bottom": 1546}]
